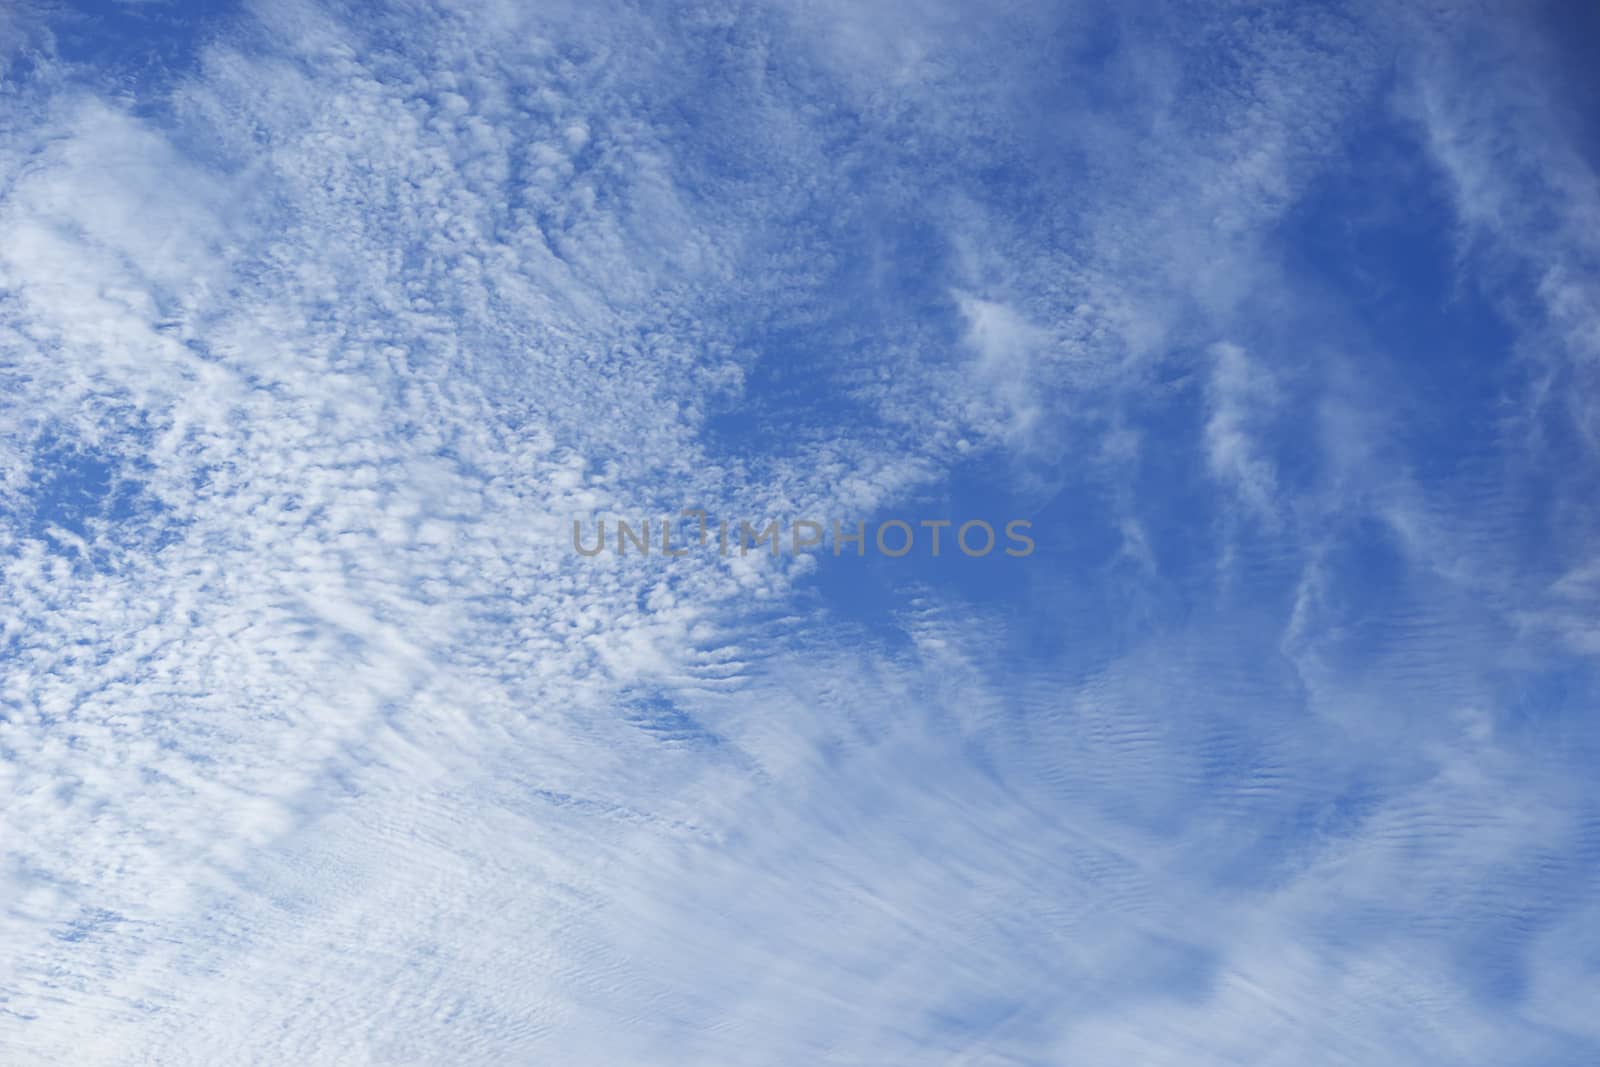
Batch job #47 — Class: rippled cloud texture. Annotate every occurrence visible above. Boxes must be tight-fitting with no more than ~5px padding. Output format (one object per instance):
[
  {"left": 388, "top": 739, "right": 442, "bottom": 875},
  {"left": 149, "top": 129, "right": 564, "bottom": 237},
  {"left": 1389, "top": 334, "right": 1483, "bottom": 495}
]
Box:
[{"left": 3, "top": 1, "right": 1599, "bottom": 1063}]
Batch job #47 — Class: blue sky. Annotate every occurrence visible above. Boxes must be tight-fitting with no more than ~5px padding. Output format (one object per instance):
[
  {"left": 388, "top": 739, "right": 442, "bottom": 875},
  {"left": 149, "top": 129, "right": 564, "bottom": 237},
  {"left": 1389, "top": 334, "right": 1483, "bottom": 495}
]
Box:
[{"left": 2, "top": 1, "right": 1599, "bottom": 1064}]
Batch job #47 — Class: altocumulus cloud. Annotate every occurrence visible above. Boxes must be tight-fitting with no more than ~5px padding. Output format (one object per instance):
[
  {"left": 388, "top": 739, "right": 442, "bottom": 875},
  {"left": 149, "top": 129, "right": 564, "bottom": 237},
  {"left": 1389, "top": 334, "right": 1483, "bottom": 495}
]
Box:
[{"left": 2, "top": 1, "right": 1599, "bottom": 1064}]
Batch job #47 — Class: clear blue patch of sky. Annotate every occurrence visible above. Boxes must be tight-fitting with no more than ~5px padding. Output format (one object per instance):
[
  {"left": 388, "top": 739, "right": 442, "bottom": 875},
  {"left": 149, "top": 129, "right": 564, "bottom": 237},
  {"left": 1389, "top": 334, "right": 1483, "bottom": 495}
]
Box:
[{"left": 38, "top": 0, "right": 243, "bottom": 113}]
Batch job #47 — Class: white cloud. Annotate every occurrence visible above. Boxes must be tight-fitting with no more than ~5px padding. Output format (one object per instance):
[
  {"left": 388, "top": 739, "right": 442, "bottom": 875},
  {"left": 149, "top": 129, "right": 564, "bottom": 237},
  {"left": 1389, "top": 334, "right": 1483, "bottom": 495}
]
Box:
[
  {"left": 2, "top": 1, "right": 1596, "bottom": 1064},
  {"left": 1204, "top": 342, "right": 1280, "bottom": 525},
  {"left": 954, "top": 290, "right": 1049, "bottom": 447}
]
